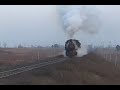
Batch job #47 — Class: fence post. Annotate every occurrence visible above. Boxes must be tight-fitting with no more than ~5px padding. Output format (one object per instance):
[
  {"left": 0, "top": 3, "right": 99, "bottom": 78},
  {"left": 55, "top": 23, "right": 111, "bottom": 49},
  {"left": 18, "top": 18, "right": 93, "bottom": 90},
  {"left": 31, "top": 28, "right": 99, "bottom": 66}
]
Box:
[
  {"left": 109, "top": 52, "right": 112, "bottom": 62},
  {"left": 37, "top": 51, "right": 39, "bottom": 60},
  {"left": 104, "top": 49, "right": 107, "bottom": 61},
  {"left": 53, "top": 47, "right": 54, "bottom": 57},
  {"left": 115, "top": 52, "right": 118, "bottom": 67},
  {"left": 105, "top": 53, "right": 107, "bottom": 61},
  {"left": 104, "top": 51, "right": 106, "bottom": 60},
  {"left": 53, "top": 47, "right": 55, "bottom": 57}
]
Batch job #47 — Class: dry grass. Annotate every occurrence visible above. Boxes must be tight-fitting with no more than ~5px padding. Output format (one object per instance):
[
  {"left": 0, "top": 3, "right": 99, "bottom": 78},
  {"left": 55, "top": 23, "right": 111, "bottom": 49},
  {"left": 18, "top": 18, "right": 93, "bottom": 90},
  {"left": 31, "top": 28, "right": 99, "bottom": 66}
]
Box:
[
  {"left": 94, "top": 47, "right": 120, "bottom": 67},
  {"left": 1, "top": 53, "right": 120, "bottom": 85},
  {"left": 0, "top": 48, "right": 64, "bottom": 71}
]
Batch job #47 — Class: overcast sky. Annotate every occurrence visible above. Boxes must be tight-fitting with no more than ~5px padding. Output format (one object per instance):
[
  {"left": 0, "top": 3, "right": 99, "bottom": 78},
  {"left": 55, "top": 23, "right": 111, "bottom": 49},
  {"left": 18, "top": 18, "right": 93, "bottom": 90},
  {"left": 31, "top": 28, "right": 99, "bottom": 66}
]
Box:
[{"left": 0, "top": 5, "right": 120, "bottom": 47}]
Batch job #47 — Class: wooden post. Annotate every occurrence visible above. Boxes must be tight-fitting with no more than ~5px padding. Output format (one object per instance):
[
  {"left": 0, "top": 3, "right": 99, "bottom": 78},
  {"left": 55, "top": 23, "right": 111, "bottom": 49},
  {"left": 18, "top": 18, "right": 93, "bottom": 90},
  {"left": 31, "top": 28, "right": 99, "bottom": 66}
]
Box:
[
  {"left": 38, "top": 51, "right": 39, "bottom": 60},
  {"left": 115, "top": 53, "right": 118, "bottom": 67},
  {"left": 104, "top": 51, "right": 105, "bottom": 59},
  {"left": 104, "top": 49, "right": 107, "bottom": 60},
  {"left": 106, "top": 50, "right": 108, "bottom": 61},
  {"left": 53, "top": 47, "right": 54, "bottom": 57},
  {"left": 105, "top": 53, "right": 107, "bottom": 61},
  {"left": 53, "top": 47, "right": 55, "bottom": 57},
  {"left": 109, "top": 53, "right": 111, "bottom": 62}
]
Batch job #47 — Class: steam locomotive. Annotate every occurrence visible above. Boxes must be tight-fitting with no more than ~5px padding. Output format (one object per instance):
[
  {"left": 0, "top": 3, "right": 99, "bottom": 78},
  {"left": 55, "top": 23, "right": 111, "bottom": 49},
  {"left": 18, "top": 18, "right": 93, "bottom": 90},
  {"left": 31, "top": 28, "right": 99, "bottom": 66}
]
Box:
[{"left": 65, "top": 39, "right": 81, "bottom": 58}]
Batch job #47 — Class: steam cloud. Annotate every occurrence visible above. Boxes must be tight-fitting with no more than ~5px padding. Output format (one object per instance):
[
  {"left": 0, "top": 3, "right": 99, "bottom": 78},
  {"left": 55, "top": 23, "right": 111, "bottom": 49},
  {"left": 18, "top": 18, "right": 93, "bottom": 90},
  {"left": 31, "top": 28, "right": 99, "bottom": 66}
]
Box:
[
  {"left": 58, "top": 5, "right": 101, "bottom": 57},
  {"left": 59, "top": 5, "right": 101, "bottom": 38}
]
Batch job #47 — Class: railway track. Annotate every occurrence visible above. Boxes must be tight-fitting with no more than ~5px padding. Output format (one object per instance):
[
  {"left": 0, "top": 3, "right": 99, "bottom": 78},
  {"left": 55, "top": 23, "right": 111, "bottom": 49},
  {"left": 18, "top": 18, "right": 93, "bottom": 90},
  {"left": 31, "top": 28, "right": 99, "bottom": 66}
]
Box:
[{"left": 0, "top": 58, "right": 67, "bottom": 79}]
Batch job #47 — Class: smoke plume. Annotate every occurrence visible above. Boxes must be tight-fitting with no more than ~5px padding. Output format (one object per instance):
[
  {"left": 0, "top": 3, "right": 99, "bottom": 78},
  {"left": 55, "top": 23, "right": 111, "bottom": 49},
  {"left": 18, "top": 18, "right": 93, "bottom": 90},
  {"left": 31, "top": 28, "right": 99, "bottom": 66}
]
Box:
[
  {"left": 58, "top": 5, "right": 101, "bottom": 57},
  {"left": 59, "top": 5, "right": 101, "bottom": 38}
]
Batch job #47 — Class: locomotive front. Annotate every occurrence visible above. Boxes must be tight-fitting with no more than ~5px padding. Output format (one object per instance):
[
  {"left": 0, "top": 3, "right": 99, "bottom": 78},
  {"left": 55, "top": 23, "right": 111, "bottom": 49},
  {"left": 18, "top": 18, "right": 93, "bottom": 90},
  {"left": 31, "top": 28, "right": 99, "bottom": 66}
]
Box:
[{"left": 65, "top": 39, "right": 81, "bottom": 58}]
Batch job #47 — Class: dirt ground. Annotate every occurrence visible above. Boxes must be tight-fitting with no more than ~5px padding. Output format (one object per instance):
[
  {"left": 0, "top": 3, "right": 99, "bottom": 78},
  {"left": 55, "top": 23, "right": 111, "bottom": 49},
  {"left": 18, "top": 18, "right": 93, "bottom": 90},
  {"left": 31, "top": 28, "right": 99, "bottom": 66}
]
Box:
[{"left": 1, "top": 53, "right": 120, "bottom": 85}]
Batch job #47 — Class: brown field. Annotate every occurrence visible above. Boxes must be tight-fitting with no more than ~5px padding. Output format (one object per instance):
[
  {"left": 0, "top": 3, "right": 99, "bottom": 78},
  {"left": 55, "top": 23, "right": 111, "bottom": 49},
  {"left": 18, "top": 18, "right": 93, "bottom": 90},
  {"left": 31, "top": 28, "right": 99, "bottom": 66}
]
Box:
[
  {"left": 0, "top": 48, "right": 64, "bottom": 71},
  {"left": 1, "top": 47, "right": 120, "bottom": 85},
  {"left": 1, "top": 53, "right": 120, "bottom": 85}
]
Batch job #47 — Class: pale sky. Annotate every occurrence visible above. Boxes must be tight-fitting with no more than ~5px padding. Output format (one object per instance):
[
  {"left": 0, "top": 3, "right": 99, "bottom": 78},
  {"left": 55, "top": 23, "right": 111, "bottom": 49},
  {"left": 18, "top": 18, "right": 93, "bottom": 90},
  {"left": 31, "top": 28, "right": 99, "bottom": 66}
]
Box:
[{"left": 0, "top": 5, "right": 120, "bottom": 47}]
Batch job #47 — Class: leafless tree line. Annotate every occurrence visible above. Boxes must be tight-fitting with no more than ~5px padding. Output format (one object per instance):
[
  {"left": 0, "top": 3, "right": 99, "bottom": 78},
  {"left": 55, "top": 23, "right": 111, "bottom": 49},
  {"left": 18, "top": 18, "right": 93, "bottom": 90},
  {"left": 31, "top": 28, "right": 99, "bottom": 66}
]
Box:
[{"left": 0, "top": 42, "right": 64, "bottom": 49}]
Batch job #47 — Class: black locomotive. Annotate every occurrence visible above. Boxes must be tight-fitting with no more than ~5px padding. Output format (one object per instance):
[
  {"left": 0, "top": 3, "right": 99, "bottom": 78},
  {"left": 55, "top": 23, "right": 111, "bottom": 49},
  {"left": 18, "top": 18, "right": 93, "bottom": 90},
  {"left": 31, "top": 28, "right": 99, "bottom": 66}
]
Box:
[{"left": 65, "top": 39, "right": 81, "bottom": 58}]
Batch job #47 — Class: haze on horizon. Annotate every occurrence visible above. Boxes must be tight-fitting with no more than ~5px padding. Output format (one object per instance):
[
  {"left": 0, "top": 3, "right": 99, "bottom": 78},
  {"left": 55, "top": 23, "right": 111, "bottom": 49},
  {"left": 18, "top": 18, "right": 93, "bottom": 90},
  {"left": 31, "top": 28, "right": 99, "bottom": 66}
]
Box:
[{"left": 0, "top": 5, "right": 120, "bottom": 47}]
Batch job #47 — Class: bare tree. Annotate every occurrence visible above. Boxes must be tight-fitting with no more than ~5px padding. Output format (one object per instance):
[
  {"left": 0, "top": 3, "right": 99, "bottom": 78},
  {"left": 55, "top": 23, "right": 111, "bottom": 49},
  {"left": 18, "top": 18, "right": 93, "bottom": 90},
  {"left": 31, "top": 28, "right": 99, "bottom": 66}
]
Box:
[
  {"left": 116, "top": 45, "right": 120, "bottom": 51},
  {"left": 0, "top": 42, "right": 1, "bottom": 48},
  {"left": 18, "top": 44, "right": 24, "bottom": 48}
]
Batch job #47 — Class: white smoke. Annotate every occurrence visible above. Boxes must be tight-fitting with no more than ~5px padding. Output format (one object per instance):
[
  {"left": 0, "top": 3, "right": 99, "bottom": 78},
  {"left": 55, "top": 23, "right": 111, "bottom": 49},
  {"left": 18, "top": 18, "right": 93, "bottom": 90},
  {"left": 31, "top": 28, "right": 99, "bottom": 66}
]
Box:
[
  {"left": 76, "top": 45, "right": 88, "bottom": 57},
  {"left": 58, "top": 5, "right": 101, "bottom": 57},
  {"left": 62, "top": 50, "right": 67, "bottom": 57},
  {"left": 59, "top": 5, "right": 101, "bottom": 38}
]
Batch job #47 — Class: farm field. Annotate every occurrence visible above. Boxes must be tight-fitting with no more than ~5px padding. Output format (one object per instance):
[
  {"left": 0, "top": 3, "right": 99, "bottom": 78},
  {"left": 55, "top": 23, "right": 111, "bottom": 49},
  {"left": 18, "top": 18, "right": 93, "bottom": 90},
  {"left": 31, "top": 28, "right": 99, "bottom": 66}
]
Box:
[
  {"left": 1, "top": 52, "right": 120, "bottom": 85},
  {"left": 0, "top": 48, "right": 64, "bottom": 71}
]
